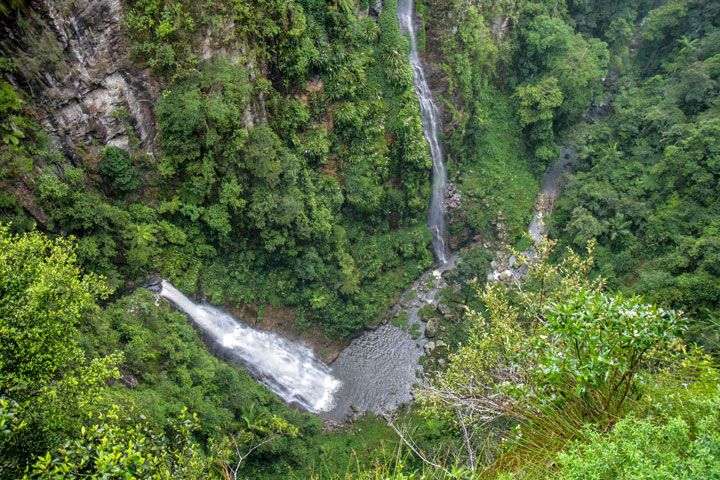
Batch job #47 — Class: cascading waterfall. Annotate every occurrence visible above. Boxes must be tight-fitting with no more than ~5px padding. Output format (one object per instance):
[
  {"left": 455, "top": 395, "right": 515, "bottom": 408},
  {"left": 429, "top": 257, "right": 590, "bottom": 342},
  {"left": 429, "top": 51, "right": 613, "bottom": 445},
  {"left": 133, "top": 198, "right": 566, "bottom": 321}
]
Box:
[
  {"left": 153, "top": 280, "right": 341, "bottom": 413},
  {"left": 398, "top": 0, "right": 448, "bottom": 264}
]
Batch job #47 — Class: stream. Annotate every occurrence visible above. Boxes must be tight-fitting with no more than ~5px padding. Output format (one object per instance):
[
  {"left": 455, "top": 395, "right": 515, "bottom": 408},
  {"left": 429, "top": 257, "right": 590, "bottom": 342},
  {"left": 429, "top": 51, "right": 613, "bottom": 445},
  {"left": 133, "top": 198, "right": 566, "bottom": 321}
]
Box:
[
  {"left": 489, "top": 147, "right": 576, "bottom": 282},
  {"left": 154, "top": 260, "right": 455, "bottom": 421}
]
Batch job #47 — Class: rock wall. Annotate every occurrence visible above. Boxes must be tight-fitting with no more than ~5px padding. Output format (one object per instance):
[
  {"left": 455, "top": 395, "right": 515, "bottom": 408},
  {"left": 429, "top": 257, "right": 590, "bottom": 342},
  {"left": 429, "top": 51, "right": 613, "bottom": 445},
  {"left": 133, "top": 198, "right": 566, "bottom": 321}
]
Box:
[{"left": 2, "top": 0, "right": 157, "bottom": 161}]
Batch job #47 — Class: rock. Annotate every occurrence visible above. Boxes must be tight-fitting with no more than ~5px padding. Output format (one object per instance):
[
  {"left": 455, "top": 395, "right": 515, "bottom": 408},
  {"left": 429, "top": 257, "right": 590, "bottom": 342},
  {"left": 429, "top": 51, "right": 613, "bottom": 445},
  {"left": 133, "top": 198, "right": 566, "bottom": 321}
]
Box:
[
  {"left": 369, "top": 0, "right": 383, "bottom": 17},
  {"left": 437, "top": 303, "right": 451, "bottom": 316},
  {"left": 350, "top": 404, "right": 360, "bottom": 413},
  {"left": 425, "top": 318, "right": 440, "bottom": 338},
  {"left": 451, "top": 284, "right": 461, "bottom": 294},
  {"left": 444, "top": 313, "right": 454, "bottom": 322},
  {"left": 438, "top": 358, "right": 446, "bottom": 369},
  {"left": 424, "top": 341, "right": 436, "bottom": 355},
  {"left": 4, "top": 0, "right": 160, "bottom": 161},
  {"left": 435, "top": 340, "right": 446, "bottom": 349}
]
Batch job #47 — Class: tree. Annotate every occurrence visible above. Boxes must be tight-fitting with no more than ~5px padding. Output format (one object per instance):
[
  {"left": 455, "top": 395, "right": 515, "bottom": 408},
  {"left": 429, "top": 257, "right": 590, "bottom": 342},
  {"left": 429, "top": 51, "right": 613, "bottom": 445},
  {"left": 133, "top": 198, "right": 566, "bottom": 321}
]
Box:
[
  {"left": 100, "top": 147, "right": 141, "bottom": 196},
  {"left": 0, "top": 226, "right": 120, "bottom": 475},
  {"left": 214, "top": 412, "right": 298, "bottom": 480},
  {"left": 24, "top": 407, "right": 209, "bottom": 479}
]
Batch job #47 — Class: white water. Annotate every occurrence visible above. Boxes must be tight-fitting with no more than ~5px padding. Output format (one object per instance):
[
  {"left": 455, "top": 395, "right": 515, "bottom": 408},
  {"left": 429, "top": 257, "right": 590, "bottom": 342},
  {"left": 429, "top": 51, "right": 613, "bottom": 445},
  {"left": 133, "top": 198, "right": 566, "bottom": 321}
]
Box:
[
  {"left": 155, "top": 280, "right": 341, "bottom": 413},
  {"left": 398, "top": 0, "right": 448, "bottom": 264}
]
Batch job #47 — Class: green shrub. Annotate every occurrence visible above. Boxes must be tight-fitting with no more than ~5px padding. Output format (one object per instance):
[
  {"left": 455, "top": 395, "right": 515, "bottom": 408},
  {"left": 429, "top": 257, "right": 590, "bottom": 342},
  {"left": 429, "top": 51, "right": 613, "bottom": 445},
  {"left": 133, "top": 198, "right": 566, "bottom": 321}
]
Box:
[
  {"left": 100, "top": 146, "right": 141, "bottom": 195},
  {"left": 556, "top": 408, "right": 720, "bottom": 480}
]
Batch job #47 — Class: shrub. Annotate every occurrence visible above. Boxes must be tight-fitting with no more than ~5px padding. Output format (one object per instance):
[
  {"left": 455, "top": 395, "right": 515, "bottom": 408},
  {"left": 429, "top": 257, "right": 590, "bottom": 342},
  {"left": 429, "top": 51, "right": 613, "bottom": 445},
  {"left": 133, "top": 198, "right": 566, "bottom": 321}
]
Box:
[
  {"left": 556, "top": 408, "right": 720, "bottom": 480},
  {"left": 100, "top": 146, "right": 141, "bottom": 195}
]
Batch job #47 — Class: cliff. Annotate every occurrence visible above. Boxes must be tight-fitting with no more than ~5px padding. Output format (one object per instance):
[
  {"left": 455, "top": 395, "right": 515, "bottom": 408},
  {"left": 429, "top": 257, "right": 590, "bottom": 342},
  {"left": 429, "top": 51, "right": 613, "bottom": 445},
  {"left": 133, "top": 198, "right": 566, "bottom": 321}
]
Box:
[{"left": 1, "top": 0, "right": 157, "bottom": 160}]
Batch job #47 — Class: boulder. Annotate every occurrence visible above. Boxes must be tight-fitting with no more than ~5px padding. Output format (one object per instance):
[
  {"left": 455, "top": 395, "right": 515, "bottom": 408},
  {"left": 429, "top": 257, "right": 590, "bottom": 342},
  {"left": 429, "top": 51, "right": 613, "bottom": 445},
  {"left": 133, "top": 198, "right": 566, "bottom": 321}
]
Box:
[
  {"left": 424, "top": 341, "right": 436, "bottom": 355},
  {"left": 425, "top": 318, "right": 440, "bottom": 338}
]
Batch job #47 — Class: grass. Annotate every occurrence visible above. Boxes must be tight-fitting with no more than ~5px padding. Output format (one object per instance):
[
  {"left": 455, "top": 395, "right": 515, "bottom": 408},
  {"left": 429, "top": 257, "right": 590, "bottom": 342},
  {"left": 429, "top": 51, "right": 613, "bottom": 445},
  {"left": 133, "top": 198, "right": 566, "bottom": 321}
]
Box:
[
  {"left": 290, "top": 414, "right": 400, "bottom": 479},
  {"left": 391, "top": 312, "right": 409, "bottom": 328},
  {"left": 410, "top": 323, "right": 421, "bottom": 338}
]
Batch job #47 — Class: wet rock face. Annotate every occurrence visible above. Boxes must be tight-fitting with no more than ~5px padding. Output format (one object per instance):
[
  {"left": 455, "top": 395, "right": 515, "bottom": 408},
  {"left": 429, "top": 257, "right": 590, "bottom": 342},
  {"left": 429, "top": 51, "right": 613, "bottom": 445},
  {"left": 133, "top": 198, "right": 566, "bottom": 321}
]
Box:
[
  {"left": 3, "top": 0, "right": 158, "bottom": 158},
  {"left": 369, "top": 0, "right": 383, "bottom": 18}
]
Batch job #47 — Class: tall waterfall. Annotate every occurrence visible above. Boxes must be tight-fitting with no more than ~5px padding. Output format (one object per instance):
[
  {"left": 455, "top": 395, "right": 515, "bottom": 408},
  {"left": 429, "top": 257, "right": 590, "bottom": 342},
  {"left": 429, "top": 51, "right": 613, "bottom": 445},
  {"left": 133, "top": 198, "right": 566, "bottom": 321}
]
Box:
[
  {"left": 398, "top": 0, "right": 448, "bottom": 264},
  {"left": 154, "top": 280, "right": 341, "bottom": 413}
]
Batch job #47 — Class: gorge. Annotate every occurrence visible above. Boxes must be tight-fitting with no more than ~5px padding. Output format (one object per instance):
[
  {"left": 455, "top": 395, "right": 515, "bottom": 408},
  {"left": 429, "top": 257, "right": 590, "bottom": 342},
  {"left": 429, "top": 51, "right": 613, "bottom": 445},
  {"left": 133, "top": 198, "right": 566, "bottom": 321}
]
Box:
[{"left": 4, "top": 0, "right": 718, "bottom": 477}]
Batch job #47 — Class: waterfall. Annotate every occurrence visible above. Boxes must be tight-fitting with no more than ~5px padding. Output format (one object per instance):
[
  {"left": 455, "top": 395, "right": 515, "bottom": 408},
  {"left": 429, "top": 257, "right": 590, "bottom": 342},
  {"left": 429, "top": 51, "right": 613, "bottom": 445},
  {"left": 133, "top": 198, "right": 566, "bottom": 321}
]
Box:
[
  {"left": 154, "top": 280, "right": 341, "bottom": 413},
  {"left": 398, "top": 0, "right": 448, "bottom": 264}
]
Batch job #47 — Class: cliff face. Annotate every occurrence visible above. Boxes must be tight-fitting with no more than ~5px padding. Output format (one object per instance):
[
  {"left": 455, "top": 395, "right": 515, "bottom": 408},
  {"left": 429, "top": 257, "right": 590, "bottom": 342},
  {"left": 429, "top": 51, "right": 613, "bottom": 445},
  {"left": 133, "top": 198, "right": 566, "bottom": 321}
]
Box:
[{"left": 2, "top": 0, "right": 157, "bottom": 161}]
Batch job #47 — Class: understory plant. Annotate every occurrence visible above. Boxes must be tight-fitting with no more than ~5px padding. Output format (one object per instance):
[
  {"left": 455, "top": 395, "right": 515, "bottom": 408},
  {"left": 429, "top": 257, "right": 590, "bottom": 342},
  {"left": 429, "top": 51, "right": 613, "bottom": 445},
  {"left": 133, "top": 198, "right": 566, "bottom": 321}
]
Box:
[{"left": 415, "top": 238, "right": 684, "bottom": 474}]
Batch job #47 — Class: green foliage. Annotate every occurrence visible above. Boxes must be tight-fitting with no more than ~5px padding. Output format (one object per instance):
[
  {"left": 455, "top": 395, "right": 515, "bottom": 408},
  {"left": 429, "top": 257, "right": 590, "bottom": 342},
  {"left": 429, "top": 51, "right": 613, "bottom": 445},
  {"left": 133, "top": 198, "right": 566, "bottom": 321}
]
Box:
[
  {"left": 551, "top": 0, "right": 720, "bottom": 334},
  {"left": 0, "top": 227, "right": 120, "bottom": 476},
  {"left": 541, "top": 289, "right": 682, "bottom": 405},
  {"left": 513, "top": 11, "right": 608, "bottom": 161},
  {"left": 0, "top": 79, "right": 41, "bottom": 177},
  {"left": 4, "top": 1, "right": 720, "bottom": 479},
  {"left": 449, "top": 87, "right": 537, "bottom": 243},
  {"left": 0, "top": 226, "right": 111, "bottom": 398},
  {"left": 100, "top": 146, "right": 141, "bottom": 195},
  {"left": 416, "top": 240, "right": 683, "bottom": 472},
  {"left": 637, "top": 0, "right": 720, "bottom": 75},
  {"left": 125, "top": 0, "right": 201, "bottom": 79},
  {"left": 25, "top": 407, "right": 209, "bottom": 479},
  {"left": 0, "top": 80, "right": 23, "bottom": 146},
  {"left": 554, "top": 410, "right": 720, "bottom": 480},
  {"left": 141, "top": 4, "right": 432, "bottom": 336},
  {"left": 82, "top": 289, "right": 277, "bottom": 439}
]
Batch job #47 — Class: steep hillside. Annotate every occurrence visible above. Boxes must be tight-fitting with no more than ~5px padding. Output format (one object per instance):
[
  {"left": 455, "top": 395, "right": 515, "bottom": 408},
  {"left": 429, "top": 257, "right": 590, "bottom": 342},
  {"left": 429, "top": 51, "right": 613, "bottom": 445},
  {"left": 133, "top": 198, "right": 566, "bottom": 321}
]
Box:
[{"left": 1, "top": 0, "right": 433, "bottom": 338}]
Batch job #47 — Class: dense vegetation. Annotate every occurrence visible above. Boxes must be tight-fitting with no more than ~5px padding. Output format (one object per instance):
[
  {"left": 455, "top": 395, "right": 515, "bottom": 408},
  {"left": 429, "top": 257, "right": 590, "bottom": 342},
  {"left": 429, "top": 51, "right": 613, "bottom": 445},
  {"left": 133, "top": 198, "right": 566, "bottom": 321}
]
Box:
[
  {"left": 2, "top": 0, "right": 434, "bottom": 337},
  {"left": 422, "top": 0, "right": 608, "bottom": 244},
  {"left": 552, "top": 0, "right": 720, "bottom": 344},
  {"left": 1, "top": 0, "right": 720, "bottom": 478}
]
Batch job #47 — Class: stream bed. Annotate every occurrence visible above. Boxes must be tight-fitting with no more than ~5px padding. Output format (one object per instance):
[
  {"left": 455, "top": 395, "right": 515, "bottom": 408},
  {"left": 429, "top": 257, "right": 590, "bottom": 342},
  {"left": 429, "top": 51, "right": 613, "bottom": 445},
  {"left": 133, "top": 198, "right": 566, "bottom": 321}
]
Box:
[{"left": 152, "top": 260, "right": 456, "bottom": 421}]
